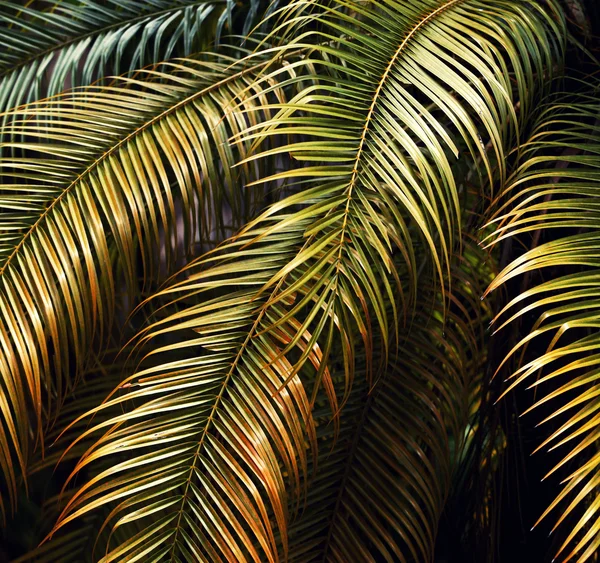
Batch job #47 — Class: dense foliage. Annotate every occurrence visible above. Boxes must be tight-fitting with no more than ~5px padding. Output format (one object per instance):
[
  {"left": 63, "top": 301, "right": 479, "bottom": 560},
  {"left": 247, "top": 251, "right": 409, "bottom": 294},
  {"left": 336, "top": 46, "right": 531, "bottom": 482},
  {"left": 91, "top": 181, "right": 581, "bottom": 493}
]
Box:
[{"left": 0, "top": 0, "right": 600, "bottom": 561}]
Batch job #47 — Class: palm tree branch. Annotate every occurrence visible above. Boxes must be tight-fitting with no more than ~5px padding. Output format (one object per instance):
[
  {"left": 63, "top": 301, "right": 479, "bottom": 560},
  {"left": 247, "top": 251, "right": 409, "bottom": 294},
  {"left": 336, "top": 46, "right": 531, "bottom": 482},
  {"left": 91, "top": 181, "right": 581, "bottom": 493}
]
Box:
[
  {"left": 0, "top": 55, "right": 279, "bottom": 277},
  {"left": 0, "top": 49, "right": 304, "bottom": 518},
  {"left": 485, "top": 83, "right": 600, "bottom": 562},
  {"left": 167, "top": 272, "right": 288, "bottom": 560},
  {"left": 331, "top": 0, "right": 467, "bottom": 305},
  {"left": 0, "top": 0, "right": 228, "bottom": 80}
]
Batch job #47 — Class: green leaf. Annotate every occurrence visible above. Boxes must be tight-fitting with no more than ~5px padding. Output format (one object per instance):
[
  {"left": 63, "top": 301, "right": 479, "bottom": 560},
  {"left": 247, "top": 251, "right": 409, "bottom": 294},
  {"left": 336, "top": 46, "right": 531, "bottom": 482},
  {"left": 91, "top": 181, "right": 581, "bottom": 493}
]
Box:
[
  {"left": 0, "top": 50, "right": 294, "bottom": 515},
  {"left": 0, "top": 0, "right": 261, "bottom": 115},
  {"left": 485, "top": 82, "right": 600, "bottom": 562}
]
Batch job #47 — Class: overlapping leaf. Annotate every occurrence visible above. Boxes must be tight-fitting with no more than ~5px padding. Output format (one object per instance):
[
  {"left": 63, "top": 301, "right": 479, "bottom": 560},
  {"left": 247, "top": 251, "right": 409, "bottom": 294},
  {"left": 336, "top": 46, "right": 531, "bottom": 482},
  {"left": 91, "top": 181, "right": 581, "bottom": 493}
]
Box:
[
  {"left": 42, "top": 1, "right": 568, "bottom": 560},
  {"left": 485, "top": 83, "right": 600, "bottom": 562},
  {"left": 278, "top": 239, "right": 493, "bottom": 562},
  {"left": 0, "top": 0, "right": 261, "bottom": 115},
  {"left": 0, "top": 51, "right": 294, "bottom": 517},
  {"left": 0, "top": 0, "right": 576, "bottom": 559},
  {"left": 249, "top": 0, "right": 564, "bottom": 300},
  {"left": 46, "top": 153, "right": 406, "bottom": 559}
]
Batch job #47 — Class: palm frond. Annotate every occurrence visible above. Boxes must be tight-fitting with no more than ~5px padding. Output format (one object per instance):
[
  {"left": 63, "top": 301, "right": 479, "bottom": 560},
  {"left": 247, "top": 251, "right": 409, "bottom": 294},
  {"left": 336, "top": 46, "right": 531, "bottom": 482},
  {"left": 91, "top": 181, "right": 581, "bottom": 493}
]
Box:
[
  {"left": 0, "top": 0, "right": 260, "bottom": 115},
  {"left": 280, "top": 238, "right": 493, "bottom": 562},
  {"left": 45, "top": 167, "right": 405, "bottom": 559},
  {"left": 0, "top": 51, "right": 294, "bottom": 516},
  {"left": 484, "top": 81, "right": 600, "bottom": 562},
  {"left": 247, "top": 0, "right": 565, "bottom": 305}
]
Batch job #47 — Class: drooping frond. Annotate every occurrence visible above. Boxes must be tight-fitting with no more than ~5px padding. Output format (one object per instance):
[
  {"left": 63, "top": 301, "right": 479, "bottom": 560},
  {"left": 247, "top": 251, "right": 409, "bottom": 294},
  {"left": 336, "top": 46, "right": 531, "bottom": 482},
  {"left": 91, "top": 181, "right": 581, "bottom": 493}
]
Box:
[
  {"left": 279, "top": 239, "right": 493, "bottom": 562},
  {"left": 46, "top": 153, "right": 407, "bottom": 559},
  {"left": 484, "top": 81, "right": 600, "bottom": 562},
  {"left": 0, "top": 51, "right": 294, "bottom": 516},
  {"left": 36, "top": 1, "right": 570, "bottom": 559},
  {"left": 0, "top": 0, "right": 260, "bottom": 115},
  {"left": 246, "top": 0, "right": 565, "bottom": 301}
]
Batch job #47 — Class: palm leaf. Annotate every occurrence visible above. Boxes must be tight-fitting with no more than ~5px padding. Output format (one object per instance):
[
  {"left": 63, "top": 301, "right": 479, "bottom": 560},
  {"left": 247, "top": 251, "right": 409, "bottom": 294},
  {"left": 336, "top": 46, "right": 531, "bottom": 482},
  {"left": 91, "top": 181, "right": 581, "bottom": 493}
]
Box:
[
  {"left": 44, "top": 1, "right": 568, "bottom": 557},
  {"left": 45, "top": 174, "right": 404, "bottom": 560},
  {"left": 0, "top": 0, "right": 573, "bottom": 557},
  {"left": 0, "top": 0, "right": 261, "bottom": 115},
  {"left": 279, "top": 238, "right": 493, "bottom": 562},
  {"left": 484, "top": 81, "right": 600, "bottom": 562},
  {"left": 0, "top": 50, "right": 295, "bottom": 516},
  {"left": 246, "top": 0, "right": 565, "bottom": 307}
]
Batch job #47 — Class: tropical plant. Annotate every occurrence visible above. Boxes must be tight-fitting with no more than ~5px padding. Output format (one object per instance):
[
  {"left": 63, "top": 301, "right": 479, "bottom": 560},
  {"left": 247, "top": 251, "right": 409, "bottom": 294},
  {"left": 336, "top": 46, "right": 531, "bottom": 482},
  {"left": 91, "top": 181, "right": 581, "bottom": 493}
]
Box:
[{"left": 1, "top": 0, "right": 600, "bottom": 561}]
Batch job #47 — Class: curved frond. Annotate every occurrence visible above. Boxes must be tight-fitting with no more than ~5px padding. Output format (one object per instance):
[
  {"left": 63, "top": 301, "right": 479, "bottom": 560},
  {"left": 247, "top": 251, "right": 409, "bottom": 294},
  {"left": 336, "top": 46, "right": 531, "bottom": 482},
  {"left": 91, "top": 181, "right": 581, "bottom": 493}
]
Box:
[
  {"left": 0, "top": 51, "right": 293, "bottom": 515},
  {"left": 0, "top": 0, "right": 259, "bottom": 114},
  {"left": 280, "top": 239, "right": 493, "bottom": 562},
  {"left": 247, "top": 0, "right": 565, "bottom": 308},
  {"left": 36, "top": 0, "right": 569, "bottom": 559},
  {"left": 46, "top": 153, "right": 408, "bottom": 558},
  {"left": 0, "top": 0, "right": 577, "bottom": 557},
  {"left": 485, "top": 82, "right": 600, "bottom": 562}
]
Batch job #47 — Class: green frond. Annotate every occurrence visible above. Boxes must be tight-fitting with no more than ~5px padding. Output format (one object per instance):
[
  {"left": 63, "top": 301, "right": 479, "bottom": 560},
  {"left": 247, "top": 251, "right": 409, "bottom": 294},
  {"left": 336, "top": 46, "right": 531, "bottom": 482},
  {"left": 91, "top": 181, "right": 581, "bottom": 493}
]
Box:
[
  {"left": 29, "top": 0, "right": 569, "bottom": 558},
  {"left": 279, "top": 239, "right": 492, "bottom": 562},
  {"left": 485, "top": 81, "right": 600, "bottom": 562},
  {"left": 246, "top": 0, "right": 565, "bottom": 309},
  {"left": 46, "top": 157, "right": 407, "bottom": 558},
  {"left": 0, "top": 0, "right": 260, "bottom": 115},
  {"left": 0, "top": 51, "right": 294, "bottom": 515},
  {"left": 46, "top": 224, "right": 494, "bottom": 561},
  {"left": 0, "top": 0, "right": 586, "bottom": 559}
]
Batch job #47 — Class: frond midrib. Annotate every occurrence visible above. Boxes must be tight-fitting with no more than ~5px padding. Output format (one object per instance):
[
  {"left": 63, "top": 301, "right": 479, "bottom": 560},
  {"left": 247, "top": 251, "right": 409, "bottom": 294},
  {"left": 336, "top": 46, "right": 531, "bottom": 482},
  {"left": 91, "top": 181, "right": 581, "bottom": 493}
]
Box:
[
  {"left": 346, "top": 0, "right": 466, "bottom": 196},
  {"left": 0, "top": 0, "right": 227, "bottom": 79},
  {"left": 300, "top": 5, "right": 471, "bottom": 554},
  {"left": 331, "top": 0, "right": 467, "bottom": 291},
  {"left": 167, "top": 280, "right": 283, "bottom": 560}
]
